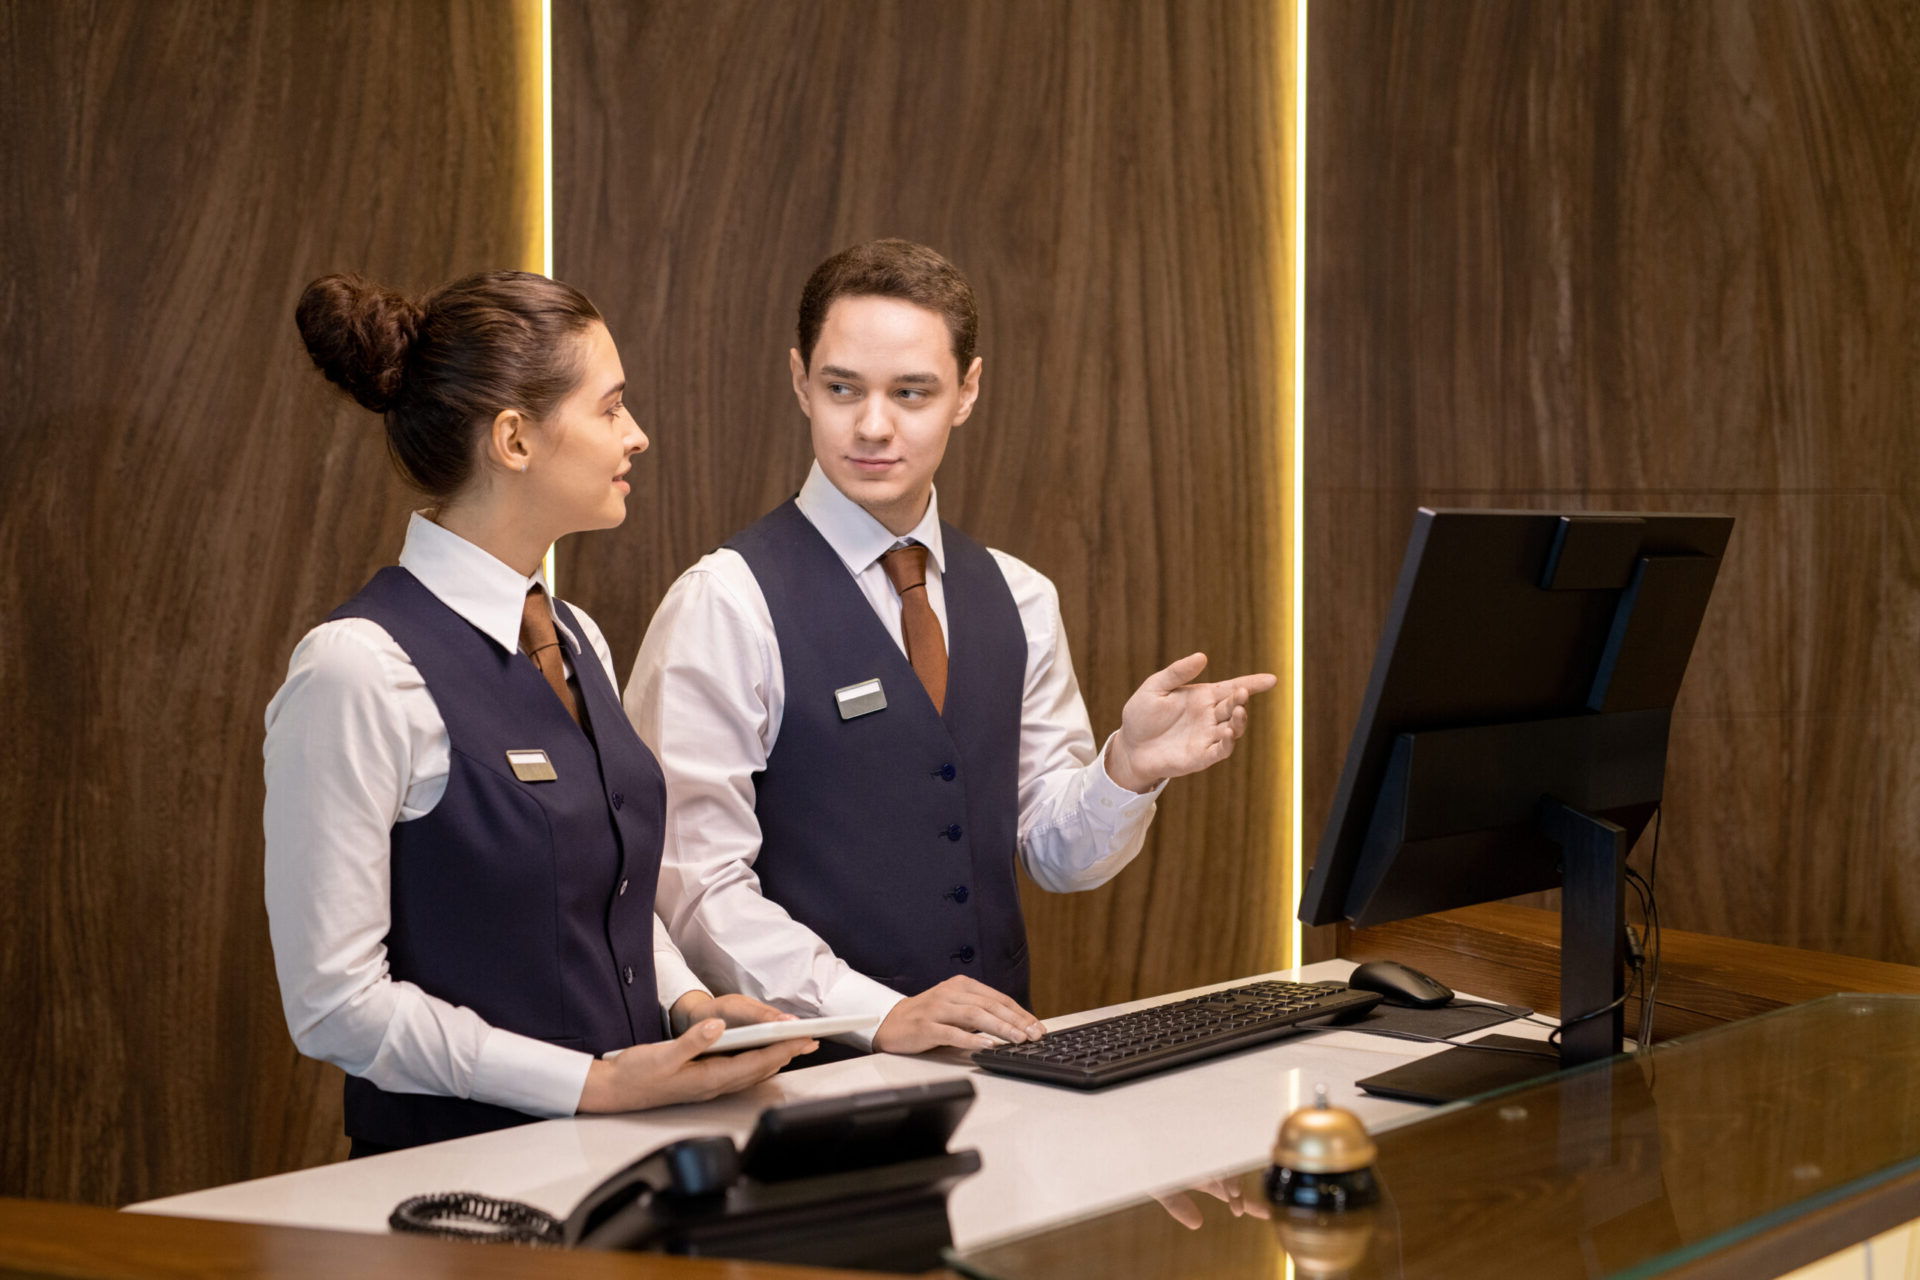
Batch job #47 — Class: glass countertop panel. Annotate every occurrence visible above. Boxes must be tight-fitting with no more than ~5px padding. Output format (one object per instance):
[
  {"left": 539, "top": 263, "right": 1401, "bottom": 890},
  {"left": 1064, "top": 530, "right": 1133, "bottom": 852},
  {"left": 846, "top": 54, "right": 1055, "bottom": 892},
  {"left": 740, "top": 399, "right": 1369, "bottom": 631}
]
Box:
[{"left": 949, "top": 995, "right": 1920, "bottom": 1280}]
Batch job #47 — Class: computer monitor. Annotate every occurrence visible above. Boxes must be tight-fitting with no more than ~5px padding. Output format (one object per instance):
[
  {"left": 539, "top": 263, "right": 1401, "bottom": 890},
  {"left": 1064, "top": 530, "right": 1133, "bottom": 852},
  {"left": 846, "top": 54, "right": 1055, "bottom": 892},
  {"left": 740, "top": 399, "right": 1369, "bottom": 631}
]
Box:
[{"left": 1298, "top": 509, "right": 1734, "bottom": 1068}]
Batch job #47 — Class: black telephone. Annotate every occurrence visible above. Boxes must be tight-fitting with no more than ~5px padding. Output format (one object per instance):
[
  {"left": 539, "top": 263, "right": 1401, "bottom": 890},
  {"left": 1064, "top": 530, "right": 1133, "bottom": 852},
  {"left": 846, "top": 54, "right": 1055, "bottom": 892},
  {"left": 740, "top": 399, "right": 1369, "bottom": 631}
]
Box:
[{"left": 561, "top": 1079, "right": 982, "bottom": 1272}]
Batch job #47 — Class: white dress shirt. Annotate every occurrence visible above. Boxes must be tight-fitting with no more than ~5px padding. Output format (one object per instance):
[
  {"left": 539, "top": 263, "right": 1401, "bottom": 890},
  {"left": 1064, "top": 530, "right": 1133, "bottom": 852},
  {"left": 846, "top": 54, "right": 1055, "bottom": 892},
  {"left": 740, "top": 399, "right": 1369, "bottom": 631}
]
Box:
[
  {"left": 625, "top": 464, "right": 1165, "bottom": 1045},
  {"left": 263, "top": 513, "right": 705, "bottom": 1120}
]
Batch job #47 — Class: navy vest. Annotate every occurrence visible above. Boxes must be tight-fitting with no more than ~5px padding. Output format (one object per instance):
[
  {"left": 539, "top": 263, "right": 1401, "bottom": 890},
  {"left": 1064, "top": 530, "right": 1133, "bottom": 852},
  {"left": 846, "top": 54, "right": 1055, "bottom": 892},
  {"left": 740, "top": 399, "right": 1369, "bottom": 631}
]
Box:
[
  {"left": 727, "top": 501, "right": 1032, "bottom": 1008},
  {"left": 328, "top": 567, "right": 665, "bottom": 1149}
]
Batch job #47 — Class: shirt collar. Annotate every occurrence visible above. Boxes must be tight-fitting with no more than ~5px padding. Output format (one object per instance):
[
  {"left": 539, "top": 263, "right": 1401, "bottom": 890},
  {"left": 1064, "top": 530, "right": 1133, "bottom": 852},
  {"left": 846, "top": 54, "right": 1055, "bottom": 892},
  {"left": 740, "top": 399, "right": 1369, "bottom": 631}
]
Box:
[
  {"left": 396, "top": 511, "right": 579, "bottom": 656},
  {"left": 794, "top": 461, "right": 947, "bottom": 576}
]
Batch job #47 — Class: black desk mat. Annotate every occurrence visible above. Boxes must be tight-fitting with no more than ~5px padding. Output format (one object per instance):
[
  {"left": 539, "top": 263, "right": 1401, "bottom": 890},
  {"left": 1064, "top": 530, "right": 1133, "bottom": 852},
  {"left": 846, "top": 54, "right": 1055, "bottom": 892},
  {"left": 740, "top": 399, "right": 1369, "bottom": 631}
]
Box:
[{"left": 1339, "top": 999, "right": 1532, "bottom": 1040}]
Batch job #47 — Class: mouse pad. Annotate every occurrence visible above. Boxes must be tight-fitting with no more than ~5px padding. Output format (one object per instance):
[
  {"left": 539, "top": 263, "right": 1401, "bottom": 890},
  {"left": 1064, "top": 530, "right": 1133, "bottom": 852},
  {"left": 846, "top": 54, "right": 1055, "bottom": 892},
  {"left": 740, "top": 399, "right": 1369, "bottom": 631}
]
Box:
[{"left": 1341, "top": 1000, "right": 1530, "bottom": 1040}]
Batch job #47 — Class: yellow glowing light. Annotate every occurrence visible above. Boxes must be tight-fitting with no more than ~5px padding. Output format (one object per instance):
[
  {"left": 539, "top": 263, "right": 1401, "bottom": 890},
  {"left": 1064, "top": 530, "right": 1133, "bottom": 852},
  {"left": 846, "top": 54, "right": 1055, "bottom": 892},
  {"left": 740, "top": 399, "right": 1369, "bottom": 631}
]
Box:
[
  {"left": 1288, "top": 0, "right": 1308, "bottom": 973},
  {"left": 541, "top": 0, "right": 553, "bottom": 279},
  {"left": 541, "top": 0, "right": 555, "bottom": 590},
  {"left": 513, "top": 0, "right": 558, "bottom": 590}
]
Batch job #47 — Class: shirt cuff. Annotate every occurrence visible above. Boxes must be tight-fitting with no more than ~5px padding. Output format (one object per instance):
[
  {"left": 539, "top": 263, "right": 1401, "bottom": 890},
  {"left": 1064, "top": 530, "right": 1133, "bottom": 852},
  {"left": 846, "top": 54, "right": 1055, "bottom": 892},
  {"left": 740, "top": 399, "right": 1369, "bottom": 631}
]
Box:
[
  {"left": 1092, "top": 733, "right": 1170, "bottom": 814},
  {"left": 820, "top": 967, "right": 909, "bottom": 1053},
  {"left": 654, "top": 958, "right": 709, "bottom": 1036},
  {"left": 470, "top": 1025, "right": 594, "bottom": 1119}
]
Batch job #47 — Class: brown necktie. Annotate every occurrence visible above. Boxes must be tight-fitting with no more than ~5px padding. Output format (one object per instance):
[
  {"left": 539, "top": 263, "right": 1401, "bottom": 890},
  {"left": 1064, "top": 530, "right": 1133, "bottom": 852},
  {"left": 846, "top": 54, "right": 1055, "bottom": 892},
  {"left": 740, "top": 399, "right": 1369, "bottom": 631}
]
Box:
[
  {"left": 520, "top": 585, "right": 583, "bottom": 728},
  {"left": 880, "top": 543, "right": 947, "bottom": 713}
]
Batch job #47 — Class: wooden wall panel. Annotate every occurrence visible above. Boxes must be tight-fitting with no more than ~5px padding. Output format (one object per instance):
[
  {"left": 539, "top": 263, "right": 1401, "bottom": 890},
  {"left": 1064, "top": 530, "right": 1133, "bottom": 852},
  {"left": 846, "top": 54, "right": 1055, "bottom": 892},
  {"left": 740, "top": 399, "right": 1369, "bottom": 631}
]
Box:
[
  {"left": 554, "top": 0, "right": 1298, "bottom": 1018},
  {"left": 0, "top": 1, "right": 532, "bottom": 1204},
  {"left": 1303, "top": 3, "right": 1920, "bottom": 962}
]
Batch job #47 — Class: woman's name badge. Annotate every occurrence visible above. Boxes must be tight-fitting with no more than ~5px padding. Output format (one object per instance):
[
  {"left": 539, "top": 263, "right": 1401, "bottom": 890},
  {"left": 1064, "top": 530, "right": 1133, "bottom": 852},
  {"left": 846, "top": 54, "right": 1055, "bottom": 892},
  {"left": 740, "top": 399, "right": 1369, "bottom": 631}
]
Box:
[
  {"left": 505, "top": 749, "right": 558, "bottom": 782},
  {"left": 835, "top": 678, "right": 887, "bottom": 721}
]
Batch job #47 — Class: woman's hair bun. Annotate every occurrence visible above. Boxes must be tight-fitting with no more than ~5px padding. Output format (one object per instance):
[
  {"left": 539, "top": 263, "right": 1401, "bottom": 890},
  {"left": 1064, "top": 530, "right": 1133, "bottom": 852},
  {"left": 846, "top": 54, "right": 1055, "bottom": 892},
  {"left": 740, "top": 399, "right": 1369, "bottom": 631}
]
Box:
[{"left": 294, "top": 274, "right": 426, "bottom": 414}]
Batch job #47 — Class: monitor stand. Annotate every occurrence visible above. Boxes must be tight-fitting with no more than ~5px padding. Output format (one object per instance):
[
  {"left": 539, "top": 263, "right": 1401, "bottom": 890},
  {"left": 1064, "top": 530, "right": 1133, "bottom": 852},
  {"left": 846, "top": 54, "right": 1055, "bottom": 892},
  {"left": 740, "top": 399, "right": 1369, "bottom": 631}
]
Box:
[{"left": 1356, "top": 799, "right": 1630, "bottom": 1104}]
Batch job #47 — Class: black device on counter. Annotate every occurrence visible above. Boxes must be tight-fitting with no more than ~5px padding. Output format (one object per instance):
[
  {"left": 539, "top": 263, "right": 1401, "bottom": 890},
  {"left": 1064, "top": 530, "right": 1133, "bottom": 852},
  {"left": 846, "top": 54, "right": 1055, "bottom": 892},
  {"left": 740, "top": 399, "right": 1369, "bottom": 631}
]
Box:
[
  {"left": 1346, "top": 959, "right": 1454, "bottom": 1009},
  {"left": 971, "top": 979, "right": 1383, "bottom": 1088},
  {"left": 1298, "top": 510, "right": 1731, "bottom": 1096},
  {"left": 561, "top": 1079, "right": 980, "bottom": 1272}
]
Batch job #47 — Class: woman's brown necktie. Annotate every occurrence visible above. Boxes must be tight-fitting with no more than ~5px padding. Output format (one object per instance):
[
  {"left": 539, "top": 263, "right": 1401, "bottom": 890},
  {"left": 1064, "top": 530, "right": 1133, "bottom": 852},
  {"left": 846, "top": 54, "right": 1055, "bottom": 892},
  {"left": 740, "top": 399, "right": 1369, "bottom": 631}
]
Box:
[
  {"left": 880, "top": 543, "right": 947, "bottom": 713},
  {"left": 520, "top": 585, "right": 583, "bottom": 728}
]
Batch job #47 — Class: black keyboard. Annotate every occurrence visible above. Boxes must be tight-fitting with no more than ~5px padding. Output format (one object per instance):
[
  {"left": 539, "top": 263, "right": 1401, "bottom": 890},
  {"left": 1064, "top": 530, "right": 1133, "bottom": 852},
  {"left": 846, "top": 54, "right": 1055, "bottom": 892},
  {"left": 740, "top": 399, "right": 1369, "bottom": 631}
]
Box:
[{"left": 971, "top": 980, "right": 1383, "bottom": 1089}]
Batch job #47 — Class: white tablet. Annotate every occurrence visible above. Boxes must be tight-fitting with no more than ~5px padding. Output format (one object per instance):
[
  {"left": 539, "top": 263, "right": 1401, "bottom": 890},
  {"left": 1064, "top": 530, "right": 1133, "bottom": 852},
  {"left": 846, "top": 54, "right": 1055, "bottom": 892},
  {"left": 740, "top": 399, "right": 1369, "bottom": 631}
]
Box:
[
  {"left": 703, "top": 1014, "right": 879, "bottom": 1054},
  {"left": 600, "top": 1014, "right": 879, "bottom": 1060}
]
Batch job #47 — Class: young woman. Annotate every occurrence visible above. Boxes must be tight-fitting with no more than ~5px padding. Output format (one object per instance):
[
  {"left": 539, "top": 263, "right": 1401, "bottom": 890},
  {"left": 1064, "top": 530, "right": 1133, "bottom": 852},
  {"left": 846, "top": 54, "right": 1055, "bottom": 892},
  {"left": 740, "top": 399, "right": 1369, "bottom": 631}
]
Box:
[{"left": 265, "top": 271, "right": 812, "bottom": 1157}]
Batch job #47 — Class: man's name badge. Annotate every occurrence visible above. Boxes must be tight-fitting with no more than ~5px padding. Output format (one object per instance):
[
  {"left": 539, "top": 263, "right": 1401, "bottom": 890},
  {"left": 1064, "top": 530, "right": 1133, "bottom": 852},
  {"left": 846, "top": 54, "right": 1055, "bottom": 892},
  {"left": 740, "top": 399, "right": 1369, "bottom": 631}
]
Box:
[
  {"left": 505, "top": 749, "right": 558, "bottom": 782},
  {"left": 835, "top": 678, "right": 887, "bottom": 721}
]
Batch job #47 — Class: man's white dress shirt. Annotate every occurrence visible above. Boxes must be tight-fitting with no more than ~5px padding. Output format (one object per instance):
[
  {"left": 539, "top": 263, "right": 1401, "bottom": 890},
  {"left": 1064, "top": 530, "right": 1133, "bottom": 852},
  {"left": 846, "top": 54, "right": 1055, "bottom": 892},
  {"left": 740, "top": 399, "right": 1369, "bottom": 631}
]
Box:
[
  {"left": 264, "top": 513, "right": 704, "bottom": 1120},
  {"left": 625, "top": 464, "right": 1165, "bottom": 1045}
]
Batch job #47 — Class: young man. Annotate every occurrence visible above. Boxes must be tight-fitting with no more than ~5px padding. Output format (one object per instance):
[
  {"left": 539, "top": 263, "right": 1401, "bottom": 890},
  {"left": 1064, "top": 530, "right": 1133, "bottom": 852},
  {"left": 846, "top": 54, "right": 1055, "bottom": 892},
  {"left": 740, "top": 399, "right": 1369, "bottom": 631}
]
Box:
[{"left": 625, "top": 239, "right": 1274, "bottom": 1054}]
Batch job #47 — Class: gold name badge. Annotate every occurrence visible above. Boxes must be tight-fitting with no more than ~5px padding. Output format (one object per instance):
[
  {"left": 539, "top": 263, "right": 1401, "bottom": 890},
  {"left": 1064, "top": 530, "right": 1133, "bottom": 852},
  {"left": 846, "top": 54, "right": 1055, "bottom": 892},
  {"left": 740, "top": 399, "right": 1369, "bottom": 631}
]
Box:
[
  {"left": 834, "top": 678, "right": 887, "bottom": 721},
  {"left": 505, "top": 749, "right": 558, "bottom": 782}
]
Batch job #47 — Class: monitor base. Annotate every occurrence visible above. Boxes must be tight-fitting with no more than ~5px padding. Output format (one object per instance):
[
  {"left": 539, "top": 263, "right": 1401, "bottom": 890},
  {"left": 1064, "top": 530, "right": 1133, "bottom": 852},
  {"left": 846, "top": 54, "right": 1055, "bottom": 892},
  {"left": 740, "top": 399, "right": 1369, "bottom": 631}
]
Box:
[{"left": 1353, "top": 1035, "right": 1563, "bottom": 1105}]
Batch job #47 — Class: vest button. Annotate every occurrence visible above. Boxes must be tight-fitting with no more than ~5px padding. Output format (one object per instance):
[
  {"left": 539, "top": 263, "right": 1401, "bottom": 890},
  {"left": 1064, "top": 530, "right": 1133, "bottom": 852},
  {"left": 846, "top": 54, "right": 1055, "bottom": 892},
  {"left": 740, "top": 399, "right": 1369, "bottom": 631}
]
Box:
[
  {"left": 947, "top": 885, "right": 969, "bottom": 904},
  {"left": 952, "top": 946, "right": 976, "bottom": 964},
  {"left": 939, "top": 763, "right": 956, "bottom": 781},
  {"left": 945, "top": 823, "right": 963, "bottom": 842},
  {"left": 618, "top": 878, "right": 629, "bottom": 896},
  {"left": 611, "top": 792, "right": 624, "bottom": 810},
  {"left": 623, "top": 966, "right": 634, "bottom": 985}
]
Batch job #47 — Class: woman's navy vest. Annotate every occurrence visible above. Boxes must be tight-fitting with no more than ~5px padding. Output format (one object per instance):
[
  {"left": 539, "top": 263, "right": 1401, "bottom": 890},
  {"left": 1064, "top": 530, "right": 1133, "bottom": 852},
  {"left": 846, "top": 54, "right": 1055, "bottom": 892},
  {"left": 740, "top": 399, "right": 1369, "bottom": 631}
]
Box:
[
  {"left": 727, "top": 502, "right": 1032, "bottom": 1009},
  {"left": 328, "top": 567, "right": 665, "bottom": 1150}
]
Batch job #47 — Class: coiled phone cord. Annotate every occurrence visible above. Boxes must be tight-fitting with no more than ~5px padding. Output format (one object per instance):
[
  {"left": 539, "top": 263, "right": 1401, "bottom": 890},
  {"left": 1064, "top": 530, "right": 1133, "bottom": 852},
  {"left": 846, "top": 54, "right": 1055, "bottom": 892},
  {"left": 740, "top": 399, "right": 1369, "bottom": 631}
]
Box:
[{"left": 388, "top": 1191, "right": 562, "bottom": 1246}]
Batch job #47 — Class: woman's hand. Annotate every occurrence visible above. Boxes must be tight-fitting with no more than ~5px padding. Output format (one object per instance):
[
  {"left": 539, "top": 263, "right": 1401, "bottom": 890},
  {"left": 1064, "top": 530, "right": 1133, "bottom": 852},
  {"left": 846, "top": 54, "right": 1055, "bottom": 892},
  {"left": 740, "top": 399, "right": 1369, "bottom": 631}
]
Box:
[
  {"left": 576, "top": 1019, "right": 816, "bottom": 1114},
  {"left": 669, "top": 989, "right": 794, "bottom": 1036},
  {"left": 872, "top": 976, "right": 1045, "bottom": 1054},
  {"left": 1153, "top": 1177, "right": 1271, "bottom": 1230}
]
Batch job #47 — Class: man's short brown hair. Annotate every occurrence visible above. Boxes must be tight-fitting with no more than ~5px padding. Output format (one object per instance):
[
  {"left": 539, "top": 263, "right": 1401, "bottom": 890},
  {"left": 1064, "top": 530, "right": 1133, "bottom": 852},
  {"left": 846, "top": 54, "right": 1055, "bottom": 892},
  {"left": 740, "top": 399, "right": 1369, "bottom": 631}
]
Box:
[{"left": 796, "top": 239, "right": 979, "bottom": 374}]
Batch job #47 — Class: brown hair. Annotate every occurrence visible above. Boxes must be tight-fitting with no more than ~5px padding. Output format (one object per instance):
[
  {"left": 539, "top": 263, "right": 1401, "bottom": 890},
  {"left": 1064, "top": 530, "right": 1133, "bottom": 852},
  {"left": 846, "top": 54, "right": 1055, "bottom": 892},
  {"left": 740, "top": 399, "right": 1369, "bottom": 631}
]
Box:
[
  {"left": 295, "top": 270, "right": 603, "bottom": 499},
  {"left": 795, "top": 239, "right": 978, "bottom": 374}
]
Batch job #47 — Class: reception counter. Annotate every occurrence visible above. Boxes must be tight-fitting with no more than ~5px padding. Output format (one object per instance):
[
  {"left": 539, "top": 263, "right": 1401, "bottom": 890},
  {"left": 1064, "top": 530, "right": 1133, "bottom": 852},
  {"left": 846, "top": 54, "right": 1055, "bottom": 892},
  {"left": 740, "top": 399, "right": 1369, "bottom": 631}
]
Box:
[
  {"left": 2, "top": 967, "right": 1911, "bottom": 1278},
  {"left": 953, "top": 993, "right": 1920, "bottom": 1279},
  {"left": 126, "top": 961, "right": 1448, "bottom": 1253}
]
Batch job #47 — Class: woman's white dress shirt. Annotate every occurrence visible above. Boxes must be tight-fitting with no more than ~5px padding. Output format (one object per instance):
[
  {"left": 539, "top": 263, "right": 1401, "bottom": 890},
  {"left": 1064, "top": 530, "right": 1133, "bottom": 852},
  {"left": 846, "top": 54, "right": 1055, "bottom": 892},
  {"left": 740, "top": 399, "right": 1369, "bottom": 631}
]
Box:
[
  {"left": 625, "top": 464, "right": 1166, "bottom": 1044},
  {"left": 264, "top": 513, "right": 703, "bottom": 1120}
]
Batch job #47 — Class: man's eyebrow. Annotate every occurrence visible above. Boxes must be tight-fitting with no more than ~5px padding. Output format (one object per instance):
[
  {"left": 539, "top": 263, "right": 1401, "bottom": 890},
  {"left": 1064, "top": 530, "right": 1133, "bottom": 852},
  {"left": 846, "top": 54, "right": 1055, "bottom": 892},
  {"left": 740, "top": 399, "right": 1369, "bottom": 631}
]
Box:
[{"left": 816, "top": 365, "right": 943, "bottom": 386}]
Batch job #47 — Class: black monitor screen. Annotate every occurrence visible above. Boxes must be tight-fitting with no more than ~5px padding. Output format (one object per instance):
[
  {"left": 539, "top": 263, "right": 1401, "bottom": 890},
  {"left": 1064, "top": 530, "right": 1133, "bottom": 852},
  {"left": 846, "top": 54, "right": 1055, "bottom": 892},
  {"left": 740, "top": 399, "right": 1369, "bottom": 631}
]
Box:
[{"left": 1299, "top": 509, "right": 1733, "bottom": 932}]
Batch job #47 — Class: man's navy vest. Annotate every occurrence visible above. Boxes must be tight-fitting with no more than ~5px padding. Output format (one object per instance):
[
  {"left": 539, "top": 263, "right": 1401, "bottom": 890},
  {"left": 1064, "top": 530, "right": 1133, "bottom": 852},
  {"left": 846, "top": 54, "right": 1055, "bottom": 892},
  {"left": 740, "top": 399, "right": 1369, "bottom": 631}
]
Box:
[
  {"left": 329, "top": 567, "right": 665, "bottom": 1150},
  {"left": 727, "top": 501, "right": 1032, "bottom": 1008}
]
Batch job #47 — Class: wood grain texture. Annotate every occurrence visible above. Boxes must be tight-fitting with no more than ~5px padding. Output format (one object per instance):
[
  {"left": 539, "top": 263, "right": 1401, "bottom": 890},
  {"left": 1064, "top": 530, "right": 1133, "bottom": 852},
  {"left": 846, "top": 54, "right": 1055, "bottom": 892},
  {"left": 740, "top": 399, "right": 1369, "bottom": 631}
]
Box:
[
  {"left": 0, "top": 1, "right": 532, "bottom": 1204},
  {"left": 1346, "top": 902, "right": 1920, "bottom": 1043},
  {"left": 0, "top": 1198, "right": 898, "bottom": 1280},
  {"left": 553, "top": 0, "right": 1299, "bottom": 1017},
  {"left": 1304, "top": 3, "right": 1920, "bottom": 964}
]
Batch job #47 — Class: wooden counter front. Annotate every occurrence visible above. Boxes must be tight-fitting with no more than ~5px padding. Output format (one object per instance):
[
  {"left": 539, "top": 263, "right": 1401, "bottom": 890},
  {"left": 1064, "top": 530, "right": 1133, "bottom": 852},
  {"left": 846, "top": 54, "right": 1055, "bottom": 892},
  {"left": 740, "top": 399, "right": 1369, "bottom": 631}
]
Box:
[{"left": 0, "top": 1198, "right": 918, "bottom": 1280}]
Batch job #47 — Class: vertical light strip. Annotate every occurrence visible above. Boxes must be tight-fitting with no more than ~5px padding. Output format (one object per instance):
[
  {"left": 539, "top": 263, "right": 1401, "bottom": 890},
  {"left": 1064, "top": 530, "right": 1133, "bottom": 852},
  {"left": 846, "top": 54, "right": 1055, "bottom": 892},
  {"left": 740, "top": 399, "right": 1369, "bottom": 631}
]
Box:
[
  {"left": 1288, "top": 0, "right": 1308, "bottom": 971},
  {"left": 541, "top": 0, "right": 553, "bottom": 279},
  {"left": 536, "top": 0, "right": 558, "bottom": 590}
]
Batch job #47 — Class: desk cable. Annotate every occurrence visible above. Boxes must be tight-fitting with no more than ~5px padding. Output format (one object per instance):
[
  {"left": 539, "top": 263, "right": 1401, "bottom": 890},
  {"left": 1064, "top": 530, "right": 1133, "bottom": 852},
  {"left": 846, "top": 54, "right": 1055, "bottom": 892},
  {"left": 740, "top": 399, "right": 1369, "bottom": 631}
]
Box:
[
  {"left": 1542, "top": 836, "right": 1663, "bottom": 1054},
  {"left": 388, "top": 1191, "right": 562, "bottom": 1246},
  {"left": 1633, "top": 806, "right": 1665, "bottom": 1049}
]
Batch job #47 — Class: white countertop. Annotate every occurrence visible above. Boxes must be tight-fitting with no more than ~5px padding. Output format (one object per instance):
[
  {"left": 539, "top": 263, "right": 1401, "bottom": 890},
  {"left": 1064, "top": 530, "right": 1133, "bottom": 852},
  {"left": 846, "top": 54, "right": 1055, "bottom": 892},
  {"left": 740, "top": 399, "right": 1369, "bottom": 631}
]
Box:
[{"left": 130, "top": 960, "right": 1546, "bottom": 1251}]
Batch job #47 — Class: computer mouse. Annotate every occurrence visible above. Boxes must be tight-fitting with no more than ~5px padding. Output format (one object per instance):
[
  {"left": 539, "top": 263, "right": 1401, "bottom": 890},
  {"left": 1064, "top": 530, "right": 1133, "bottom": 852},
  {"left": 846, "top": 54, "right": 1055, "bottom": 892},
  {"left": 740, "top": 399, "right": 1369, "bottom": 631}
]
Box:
[{"left": 1346, "top": 960, "right": 1453, "bottom": 1009}]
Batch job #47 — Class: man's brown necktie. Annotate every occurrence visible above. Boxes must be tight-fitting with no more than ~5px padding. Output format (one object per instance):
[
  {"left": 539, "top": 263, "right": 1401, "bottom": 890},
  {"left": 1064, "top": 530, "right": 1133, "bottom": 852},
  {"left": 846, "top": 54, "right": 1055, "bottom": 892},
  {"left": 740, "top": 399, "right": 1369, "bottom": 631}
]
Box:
[
  {"left": 880, "top": 543, "right": 947, "bottom": 713},
  {"left": 520, "top": 585, "right": 583, "bottom": 728}
]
